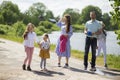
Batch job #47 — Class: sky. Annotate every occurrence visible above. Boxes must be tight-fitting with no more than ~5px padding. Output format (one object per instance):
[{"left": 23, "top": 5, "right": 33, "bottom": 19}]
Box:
[{"left": 0, "top": 0, "right": 113, "bottom": 17}]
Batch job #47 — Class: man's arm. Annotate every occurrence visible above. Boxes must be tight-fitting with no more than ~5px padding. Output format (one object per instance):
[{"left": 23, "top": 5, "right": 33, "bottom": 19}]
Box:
[{"left": 84, "top": 28, "right": 88, "bottom": 34}]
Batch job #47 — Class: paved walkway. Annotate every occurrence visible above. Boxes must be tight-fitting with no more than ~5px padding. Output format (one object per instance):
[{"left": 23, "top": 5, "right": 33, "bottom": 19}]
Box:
[{"left": 0, "top": 38, "right": 120, "bottom": 80}]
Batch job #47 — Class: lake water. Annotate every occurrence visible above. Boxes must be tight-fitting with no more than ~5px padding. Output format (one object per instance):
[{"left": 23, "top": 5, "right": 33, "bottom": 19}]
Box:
[{"left": 45, "top": 31, "right": 120, "bottom": 55}]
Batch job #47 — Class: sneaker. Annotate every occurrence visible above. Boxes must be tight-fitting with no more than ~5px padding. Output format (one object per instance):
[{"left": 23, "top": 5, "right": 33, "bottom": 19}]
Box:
[
  {"left": 41, "top": 69, "right": 44, "bottom": 71},
  {"left": 22, "top": 64, "right": 26, "bottom": 70},
  {"left": 104, "top": 64, "right": 108, "bottom": 68},
  {"left": 64, "top": 63, "right": 69, "bottom": 68},
  {"left": 90, "top": 62, "right": 92, "bottom": 65},
  {"left": 44, "top": 68, "right": 48, "bottom": 71},
  {"left": 58, "top": 63, "right": 61, "bottom": 67},
  {"left": 90, "top": 67, "right": 96, "bottom": 71},
  {"left": 84, "top": 67, "right": 87, "bottom": 70},
  {"left": 27, "top": 66, "right": 32, "bottom": 71}
]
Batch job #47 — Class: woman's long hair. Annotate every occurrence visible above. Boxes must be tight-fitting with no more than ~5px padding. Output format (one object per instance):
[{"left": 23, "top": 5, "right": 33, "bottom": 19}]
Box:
[
  {"left": 22, "top": 23, "right": 34, "bottom": 39},
  {"left": 64, "top": 14, "right": 71, "bottom": 33}
]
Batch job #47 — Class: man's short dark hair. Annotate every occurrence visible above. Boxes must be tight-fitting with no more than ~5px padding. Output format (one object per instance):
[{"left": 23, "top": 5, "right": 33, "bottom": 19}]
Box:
[{"left": 90, "top": 11, "right": 96, "bottom": 14}]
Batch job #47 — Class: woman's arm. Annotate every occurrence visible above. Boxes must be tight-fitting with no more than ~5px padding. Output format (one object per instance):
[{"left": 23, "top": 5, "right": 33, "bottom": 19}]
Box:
[{"left": 56, "top": 18, "right": 64, "bottom": 27}]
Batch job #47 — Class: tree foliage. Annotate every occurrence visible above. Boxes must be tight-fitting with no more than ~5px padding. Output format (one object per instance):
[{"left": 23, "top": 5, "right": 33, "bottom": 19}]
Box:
[
  {"left": 63, "top": 8, "right": 80, "bottom": 24},
  {"left": 0, "top": 1, "right": 20, "bottom": 24},
  {"left": 12, "top": 21, "right": 26, "bottom": 37},
  {"left": 109, "top": 0, "right": 120, "bottom": 45},
  {"left": 102, "top": 13, "right": 111, "bottom": 30},
  {"left": 81, "top": 5, "right": 102, "bottom": 24},
  {"left": 24, "top": 2, "right": 54, "bottom": 26}
]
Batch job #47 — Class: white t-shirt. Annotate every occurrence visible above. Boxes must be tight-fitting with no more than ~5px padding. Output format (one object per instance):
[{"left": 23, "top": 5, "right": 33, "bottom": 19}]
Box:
[
  {"left": 40, "top": 40, "right": 50, "bottom": 49},
  {"left": 23, "top": 32, "right": 38, "bottom": 47},
  {"left": 98, "top": 31, "right": 106, "bottom": 40}
]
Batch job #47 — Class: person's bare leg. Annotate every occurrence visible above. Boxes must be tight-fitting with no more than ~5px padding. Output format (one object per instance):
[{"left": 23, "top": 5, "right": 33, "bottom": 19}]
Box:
[
  {"left": 23, "top": 47, "right": 30, "bottom": 70},
  {"left": 66, "top": 57, "right": 69, "bottom": 64},
  {"left": 58, "top": 56, "right": 61, "bottom": 67},
  {"left": 65, "top": 57, "right": 69, "bottom": 67},
  {"left": 27, "top": 47, "right": 34, "bottom": 71},
  {"left": 24, "top": 47, "right": 29, "bottom": 65}
]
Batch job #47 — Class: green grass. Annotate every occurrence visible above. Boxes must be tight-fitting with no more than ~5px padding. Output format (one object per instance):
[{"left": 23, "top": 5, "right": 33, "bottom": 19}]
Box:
[
  {"left": 0, "top": 34, "right": 120, "bottom": 70},
  {"left": 107, "top": 54, "right": 120, "bottom": 69},
  {"left": 72, "top": 24, "right": 84, "bottom": 32},
  {"left": 0, "top": 35, "right": 23, "bottom": 43}
]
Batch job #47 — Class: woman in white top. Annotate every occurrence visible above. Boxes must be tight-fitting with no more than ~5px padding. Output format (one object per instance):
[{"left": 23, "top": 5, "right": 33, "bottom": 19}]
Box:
[
  {"left": 96, "top": 21, "right": 107, "bottom": 68},
  {"left": 22, "top": 23, "right": 38, "bottom": 71}
]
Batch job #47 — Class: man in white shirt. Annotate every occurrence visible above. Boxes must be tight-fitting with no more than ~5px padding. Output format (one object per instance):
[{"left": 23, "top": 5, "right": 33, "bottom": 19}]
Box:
[{"left": 84, "top": 11, "right": 102, "bottom": 71}]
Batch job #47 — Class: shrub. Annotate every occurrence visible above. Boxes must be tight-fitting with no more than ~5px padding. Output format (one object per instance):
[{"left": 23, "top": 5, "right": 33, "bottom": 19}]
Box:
[
  {"left": 51, "top": 24, "right": 60, "bottom": 31},
  {"left": 39, "top": 21, "right": 53, "bottom": 29},
  {"left": 12, "top": 21, "right": 26, "bottom": 37},
  {"left": 0, "top": 24, "right": 10, "bottom": 34},
  {"left": 37, "top": 21, "right": 60, "bottom": 34},
  {"left": 72, "top": 24, "right": 84, "bottom": 32}
]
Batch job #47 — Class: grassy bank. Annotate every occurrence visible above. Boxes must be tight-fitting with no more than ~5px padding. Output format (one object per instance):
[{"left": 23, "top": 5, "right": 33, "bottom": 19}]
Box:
[{"left": 0, "top": 35, "right": 120, "bottom": 70}]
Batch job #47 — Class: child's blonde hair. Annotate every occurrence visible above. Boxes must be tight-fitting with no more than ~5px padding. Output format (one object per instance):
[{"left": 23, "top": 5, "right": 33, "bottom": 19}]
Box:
[{"left": 23, "top": 23, "right": 35, "bottom": 39}]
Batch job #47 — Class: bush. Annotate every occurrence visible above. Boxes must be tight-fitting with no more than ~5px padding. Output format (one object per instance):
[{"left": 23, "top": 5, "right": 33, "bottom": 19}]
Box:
[
  {"left": 72, "top": 24, "right": 84, "bottom": 32},
  {"left": 0, "top": 24, "right": 10, "bottom": 34},
  {"left": 39, "top": 21, "right": 53, "bottom": 29},
  {"left": 35, "top": 26, "right": 44, "bottom": 35},
  {"left": 37, "top": 21, "right": 60, "bottom": 35},
  {"left": 12, "top": 21, "right": 26, "bottom": 37},
  {"left": 51, "top": 24, "right": 60, "bottom": 31}
]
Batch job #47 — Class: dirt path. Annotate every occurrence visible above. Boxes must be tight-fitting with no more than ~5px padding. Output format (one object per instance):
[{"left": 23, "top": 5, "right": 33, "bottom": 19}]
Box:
[{"left": 0, "top": 38, "right": 120, "bottom": 80}]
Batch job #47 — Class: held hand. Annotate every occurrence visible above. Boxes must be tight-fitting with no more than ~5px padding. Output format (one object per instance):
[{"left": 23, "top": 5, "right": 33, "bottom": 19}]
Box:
[
  {"left": 87, "top": 31, "right": 92, "bottom": 36},
  {"left": 84, "top": 31, "right": 87, "bottom": 34}
]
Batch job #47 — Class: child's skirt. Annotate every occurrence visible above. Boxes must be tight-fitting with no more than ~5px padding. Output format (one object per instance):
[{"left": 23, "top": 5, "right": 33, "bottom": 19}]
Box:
[{"left": 39, "top": 49, "right": 50, "bottom": 58}]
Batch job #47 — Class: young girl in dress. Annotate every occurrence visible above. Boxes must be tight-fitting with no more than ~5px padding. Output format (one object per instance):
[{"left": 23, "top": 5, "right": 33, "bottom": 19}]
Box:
[
  {"left": 22, "top": 23, "right": 38, "bottom": 71},
  {"left": 39, "top": 33, "right": 50, "bottom": 71}
]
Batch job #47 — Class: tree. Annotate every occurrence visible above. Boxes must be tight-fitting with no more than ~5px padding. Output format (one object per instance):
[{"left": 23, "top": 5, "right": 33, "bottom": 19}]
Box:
[
  {"left": 24, "top": 2, "right": 54, "bottom": 26},
  {"left": 110, "top": 16, "right": 119, "bottom": 30},
  {"left": 45, "top": 10, "right": 54, "bottom": 20},
  {"left": 24, "top": 2, "right": 46, "bottom": 26},
  {"left": 12, "top": 21, "right": 25, "bottom": 37},
  {"left": 81, "top": 5, "right": 102, "bottom": 24},
  {"left": 63, "top": 8, "right": 80, "bottom": 24},
  {"left": 109, "top": 0, "right": 120, "bottom": 45},
  {"left": 0, "top": 1, "right": 20, "bottom": 24},
  {"left": 0, "top": 14, "right": 4, "bottom": 24},
  {"left": 102, "top": 13, "right": 111, "bottom": 30},
  {"left": 22, "top": 12, "right": 31, "bottom": 25}
]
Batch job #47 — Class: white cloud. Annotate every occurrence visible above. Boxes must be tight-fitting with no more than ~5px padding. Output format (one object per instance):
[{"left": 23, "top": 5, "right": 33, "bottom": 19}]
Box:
[{"left": 0, "top": 0, "right": 113, "bottom": 17}]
